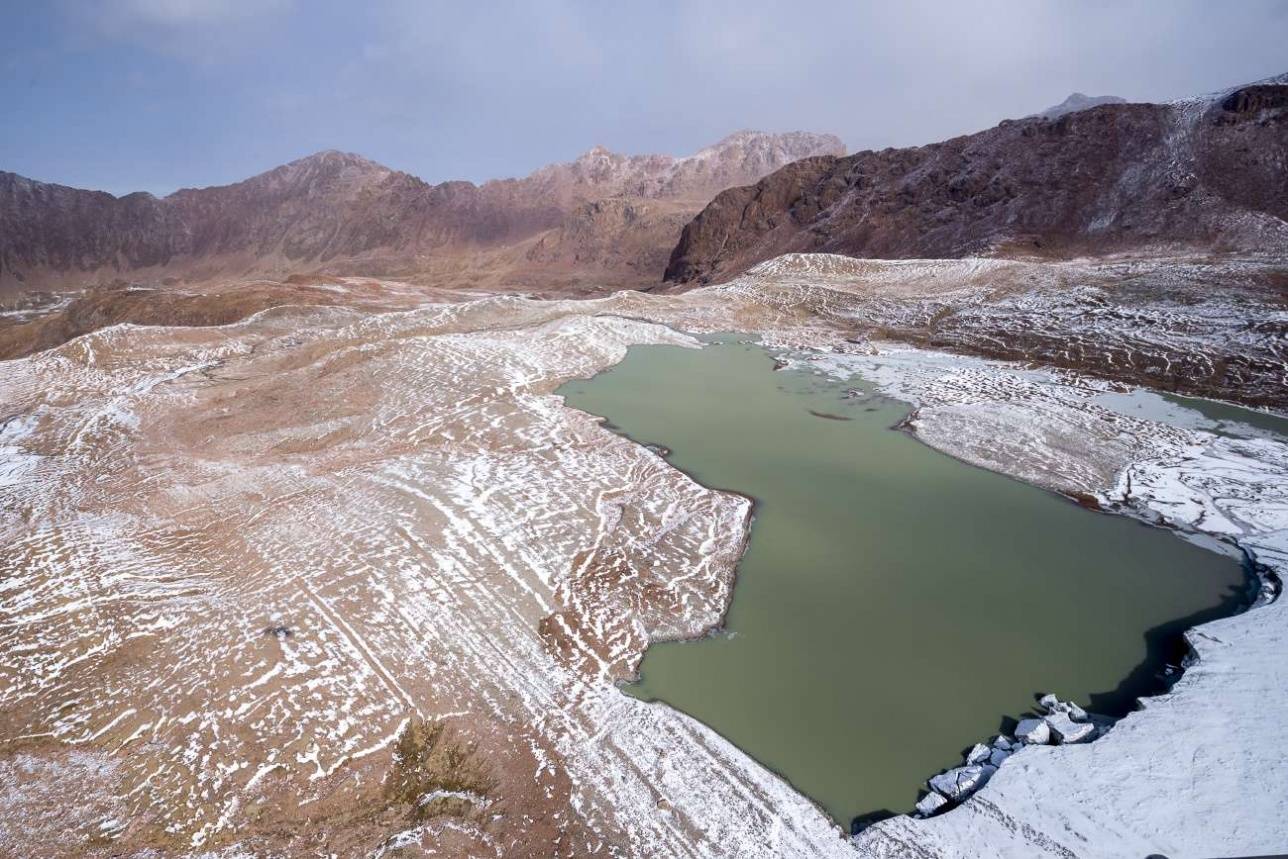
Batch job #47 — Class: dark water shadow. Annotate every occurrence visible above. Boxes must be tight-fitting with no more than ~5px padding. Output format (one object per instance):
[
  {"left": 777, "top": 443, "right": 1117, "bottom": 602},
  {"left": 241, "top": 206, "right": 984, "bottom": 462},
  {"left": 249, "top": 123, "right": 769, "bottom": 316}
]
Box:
[
  {"left": 979, "top": 554, "right": 1258, "bottom": 743},
  {"left": 1083, "top": 570, "right": 1256, "bottom": 719},
  {"left": 849, "top": 809, "right": 897, "bottom": 835}
]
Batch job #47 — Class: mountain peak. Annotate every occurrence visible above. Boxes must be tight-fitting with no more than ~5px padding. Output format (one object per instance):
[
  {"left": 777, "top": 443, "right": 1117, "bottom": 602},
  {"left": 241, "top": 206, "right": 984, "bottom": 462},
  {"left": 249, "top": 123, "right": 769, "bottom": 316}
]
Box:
[
  {"left": 287, "top": 149, "right": 390, "bottom": 172},
  {"left": 1031, "top": 92, "right": 1128, "bottom": 120},
  {"left": 1, "top": 128, "right": 843, "bottom": 292}
]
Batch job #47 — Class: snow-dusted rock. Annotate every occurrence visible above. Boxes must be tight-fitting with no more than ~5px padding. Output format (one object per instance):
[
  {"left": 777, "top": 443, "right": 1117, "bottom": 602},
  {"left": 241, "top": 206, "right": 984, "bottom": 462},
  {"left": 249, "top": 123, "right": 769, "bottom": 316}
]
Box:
[
  {"left": 1045, "top": 712, "right": 1096, "bottom": 744},
  {"left": 929, "top": 765, "right": 996, "bottom": 801},
  {"left": 965, "top": 743, "right": 991, "bottom": 765},
  {"left": 1038, "top": 693, "right": 1091, "bottom": 723},
  {"left": 915, "top": 791, "right": 949, "bottom": 818},
  {"left": 1015, "top": 718, "right": 1051, "bottom": 745}
]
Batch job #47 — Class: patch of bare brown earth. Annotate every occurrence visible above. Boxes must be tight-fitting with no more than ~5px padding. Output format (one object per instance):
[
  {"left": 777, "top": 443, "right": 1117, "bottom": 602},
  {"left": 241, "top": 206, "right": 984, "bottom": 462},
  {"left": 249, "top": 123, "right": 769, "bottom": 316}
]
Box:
[{"left": 0, "top": 277, "right": 472, "bottom": 361}]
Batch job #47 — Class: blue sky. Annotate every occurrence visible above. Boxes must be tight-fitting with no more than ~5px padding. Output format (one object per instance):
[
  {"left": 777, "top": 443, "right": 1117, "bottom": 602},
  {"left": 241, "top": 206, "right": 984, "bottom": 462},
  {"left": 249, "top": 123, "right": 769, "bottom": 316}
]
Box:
[{"left": 3, "top": 0, "right": 1287, "bottom": 195}]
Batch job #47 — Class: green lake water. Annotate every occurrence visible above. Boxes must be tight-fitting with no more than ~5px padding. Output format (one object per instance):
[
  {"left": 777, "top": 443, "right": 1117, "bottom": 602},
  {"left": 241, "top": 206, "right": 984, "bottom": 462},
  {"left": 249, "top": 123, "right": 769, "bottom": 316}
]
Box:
[
  {"left": 558, "top": 337, "right": 1248, "bottom": 826},
  {"left": 1158, "top": 392, "right": 1288, "bottom": 439},
  {"left": 1094, "top": 388, "right": 1288, "bottom": 441}
]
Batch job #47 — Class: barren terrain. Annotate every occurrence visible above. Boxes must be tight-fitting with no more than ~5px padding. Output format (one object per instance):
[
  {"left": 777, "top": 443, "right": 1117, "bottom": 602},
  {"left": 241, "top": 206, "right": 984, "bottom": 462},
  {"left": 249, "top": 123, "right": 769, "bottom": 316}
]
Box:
[{"left": 2, "top": 253, "right": 1286, "bottom": 857}]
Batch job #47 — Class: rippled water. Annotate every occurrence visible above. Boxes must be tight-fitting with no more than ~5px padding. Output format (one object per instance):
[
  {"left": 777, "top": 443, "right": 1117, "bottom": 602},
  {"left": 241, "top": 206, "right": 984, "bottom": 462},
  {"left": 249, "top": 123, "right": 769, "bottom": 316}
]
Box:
[{"left": 560, "top": 336, "right": 1247, "bottom": 824}]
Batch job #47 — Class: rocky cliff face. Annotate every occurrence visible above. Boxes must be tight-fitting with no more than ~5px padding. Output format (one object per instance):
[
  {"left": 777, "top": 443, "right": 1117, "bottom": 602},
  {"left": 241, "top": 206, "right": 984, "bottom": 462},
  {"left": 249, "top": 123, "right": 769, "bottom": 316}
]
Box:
[
  {"left": 664, "top": 76, "right": 1288, "bottom": 285},
  {"left": 0, "top": 132, "right": 843, "bottom": 293}
]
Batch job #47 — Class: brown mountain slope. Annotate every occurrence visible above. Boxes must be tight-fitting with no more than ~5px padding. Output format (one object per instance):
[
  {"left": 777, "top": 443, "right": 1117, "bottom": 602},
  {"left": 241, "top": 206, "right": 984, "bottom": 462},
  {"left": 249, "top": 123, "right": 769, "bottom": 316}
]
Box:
[
  {"left": 664, "top": 76, "right": 1288, "bottom": 285},
  {"left": 0, "top": 132, "right": 843, "bottom": 295}
]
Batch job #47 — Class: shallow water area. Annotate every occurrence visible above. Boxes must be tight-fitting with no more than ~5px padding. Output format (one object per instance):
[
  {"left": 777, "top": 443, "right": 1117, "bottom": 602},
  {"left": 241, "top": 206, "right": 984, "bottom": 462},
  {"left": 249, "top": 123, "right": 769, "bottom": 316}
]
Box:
[
  {"left": 1094, "top": 388, "right": 1288, "bottom": 441},
  {"left": 559, "top": 335, "right": 1247, "bottom": 824}
]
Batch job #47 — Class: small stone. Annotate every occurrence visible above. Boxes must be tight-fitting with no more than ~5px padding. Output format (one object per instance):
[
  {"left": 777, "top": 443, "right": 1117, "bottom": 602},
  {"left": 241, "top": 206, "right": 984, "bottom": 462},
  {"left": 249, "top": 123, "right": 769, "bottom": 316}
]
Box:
[
  {"left": 988, "top": 747, "right": 1011, "bottom": 767},
  {"left": 915, "top": 792, "right": 948, "bottom": 817},
  {"left": 991, "top": 735, "right": 1015, "bottom": 751},
  {"left": 1016, "top": 718, "right": 1051, "bottom": 745},
  {"left": 928, "top": 765, "right": 995, "bottom": 801},
  {"left": 1037, "top": 692, "right": 1060, "bottom": 712},
  {"left": 1066, "top": 701, "right": 1089, "bottom": 722},
  {"left": 964, "top": 743, "right": 991, "bottom": 765},
  {"left": 1045, "top": 712, "right": 1096, "bottom": 744}
]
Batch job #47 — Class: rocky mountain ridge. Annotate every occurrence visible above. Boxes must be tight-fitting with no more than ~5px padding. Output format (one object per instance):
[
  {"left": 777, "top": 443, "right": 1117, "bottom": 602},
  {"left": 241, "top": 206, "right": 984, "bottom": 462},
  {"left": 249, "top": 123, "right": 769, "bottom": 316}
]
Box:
[
  {"left": 0, "top": 131, "right": 844, "bottom": 293},
  {"left": 664, "top": 74, "right": 1288, "bottom": 284}
]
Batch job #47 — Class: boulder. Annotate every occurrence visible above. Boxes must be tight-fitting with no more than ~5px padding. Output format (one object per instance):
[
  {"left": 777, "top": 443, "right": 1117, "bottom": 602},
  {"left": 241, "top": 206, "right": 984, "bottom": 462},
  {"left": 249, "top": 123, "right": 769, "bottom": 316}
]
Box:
[
  {"left": 915, "top": 792, "right": 949, "bottom": 817},
  {"left": 992, "top": 735, "right": 1015, "bottom": 752},
  {"left": 929, "top": 765, "right": 996, "bottom": 802},
  {"left": 1036, "top": 693, "right": 1090, "bottom": 721},
  {"left": 1045, "top": 712, "right": 1096, "bottom": 744},
  {"left": 1016, "top": 718, "right": 1051, "bottom": 745},
  {"left": 965, "top": 743, "right": 991, "bottom": 765}
]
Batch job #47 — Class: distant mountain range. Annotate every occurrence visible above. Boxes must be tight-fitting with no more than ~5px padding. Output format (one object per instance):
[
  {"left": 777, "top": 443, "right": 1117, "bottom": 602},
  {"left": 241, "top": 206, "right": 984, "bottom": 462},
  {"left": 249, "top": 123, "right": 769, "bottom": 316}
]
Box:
[
  {"left": 1030, "top": 92, "right": 1127, "bottom": 120},
  {"left": 6, "top": 73, "right": 1286, "bottom": 298},
  {"left": 665, "top": 74, "right": 1288, "bottom": 284},
  {"left": 0, "top": 131, "right": 844, "bottom": 294}
]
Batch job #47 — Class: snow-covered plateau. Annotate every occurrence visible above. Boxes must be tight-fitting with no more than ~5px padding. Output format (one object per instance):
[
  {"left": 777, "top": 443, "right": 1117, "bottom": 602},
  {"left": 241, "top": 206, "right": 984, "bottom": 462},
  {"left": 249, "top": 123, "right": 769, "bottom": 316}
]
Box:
[{"left": 0, "top": 253, "right": 1285, "bottom": 857}]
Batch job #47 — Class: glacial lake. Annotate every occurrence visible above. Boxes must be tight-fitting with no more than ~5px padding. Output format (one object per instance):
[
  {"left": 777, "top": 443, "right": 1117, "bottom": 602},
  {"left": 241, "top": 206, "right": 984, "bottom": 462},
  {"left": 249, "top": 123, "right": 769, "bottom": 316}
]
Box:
[{"left": 559, "top": 336, "right": 1248, "bottom": 825}]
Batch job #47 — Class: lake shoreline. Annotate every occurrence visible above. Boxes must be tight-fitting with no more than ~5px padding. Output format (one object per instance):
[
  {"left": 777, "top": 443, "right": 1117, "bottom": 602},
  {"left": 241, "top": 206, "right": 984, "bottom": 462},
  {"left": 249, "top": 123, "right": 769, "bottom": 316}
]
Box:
[{"left": 561, "top": 332, "right": 1253, "bottom": 828}]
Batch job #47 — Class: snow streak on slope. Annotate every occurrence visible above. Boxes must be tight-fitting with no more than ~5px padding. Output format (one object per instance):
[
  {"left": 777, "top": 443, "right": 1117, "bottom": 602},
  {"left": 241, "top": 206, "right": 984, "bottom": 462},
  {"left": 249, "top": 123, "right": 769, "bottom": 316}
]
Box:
[
  {"left": 0, "top": 297, "right": 851, "bottom": 856},
  {"left": 2, "top": 253, "right": 1286, "bottom": 858}
]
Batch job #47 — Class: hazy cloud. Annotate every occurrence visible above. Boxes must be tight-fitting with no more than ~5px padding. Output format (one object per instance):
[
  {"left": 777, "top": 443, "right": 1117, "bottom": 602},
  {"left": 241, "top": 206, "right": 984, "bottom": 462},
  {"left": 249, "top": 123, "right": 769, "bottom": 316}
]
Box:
[
  {"left": 108, "top": 0, "right": 289, "bottom": 26},
  {"left": 56, "top": 0, "right": 294, "bottom": 62}
]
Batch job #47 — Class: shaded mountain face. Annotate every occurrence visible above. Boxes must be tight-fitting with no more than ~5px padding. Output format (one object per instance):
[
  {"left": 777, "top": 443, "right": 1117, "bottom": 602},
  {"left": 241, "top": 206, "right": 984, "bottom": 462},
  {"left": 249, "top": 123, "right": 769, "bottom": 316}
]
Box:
[
  {"left": 665, "top": 76, "right": 1288, "bottom": 285},
  {"left": 0, "top": 132, "right": 844, "bottom": 293}
]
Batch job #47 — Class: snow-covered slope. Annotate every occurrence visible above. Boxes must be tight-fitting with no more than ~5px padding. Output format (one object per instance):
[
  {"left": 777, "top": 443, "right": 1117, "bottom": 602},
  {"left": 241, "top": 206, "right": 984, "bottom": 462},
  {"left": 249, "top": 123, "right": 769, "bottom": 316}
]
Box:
[{"left": 1, "top": 253, "right": 1285, "bottom": 856}]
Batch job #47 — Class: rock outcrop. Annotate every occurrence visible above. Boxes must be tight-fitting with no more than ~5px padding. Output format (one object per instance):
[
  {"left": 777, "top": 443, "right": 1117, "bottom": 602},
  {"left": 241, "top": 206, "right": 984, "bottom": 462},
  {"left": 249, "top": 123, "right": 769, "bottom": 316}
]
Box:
[
  {"left": 0, "top": 132, "right": 844, "bottom": 293},
  {"left": 664, "top": 74, "right": 1288, "bottom": 285},
  {"left": 1014, "top": 717, "right": 1051, "bottom": 745}
]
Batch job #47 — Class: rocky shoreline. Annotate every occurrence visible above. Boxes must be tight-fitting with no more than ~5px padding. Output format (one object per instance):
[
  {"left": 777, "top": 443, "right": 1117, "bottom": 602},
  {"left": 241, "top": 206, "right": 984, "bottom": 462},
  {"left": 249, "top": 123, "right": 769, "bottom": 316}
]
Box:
[{"left": 907, "top": 693, "right": 1111, "bottom": 822}]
